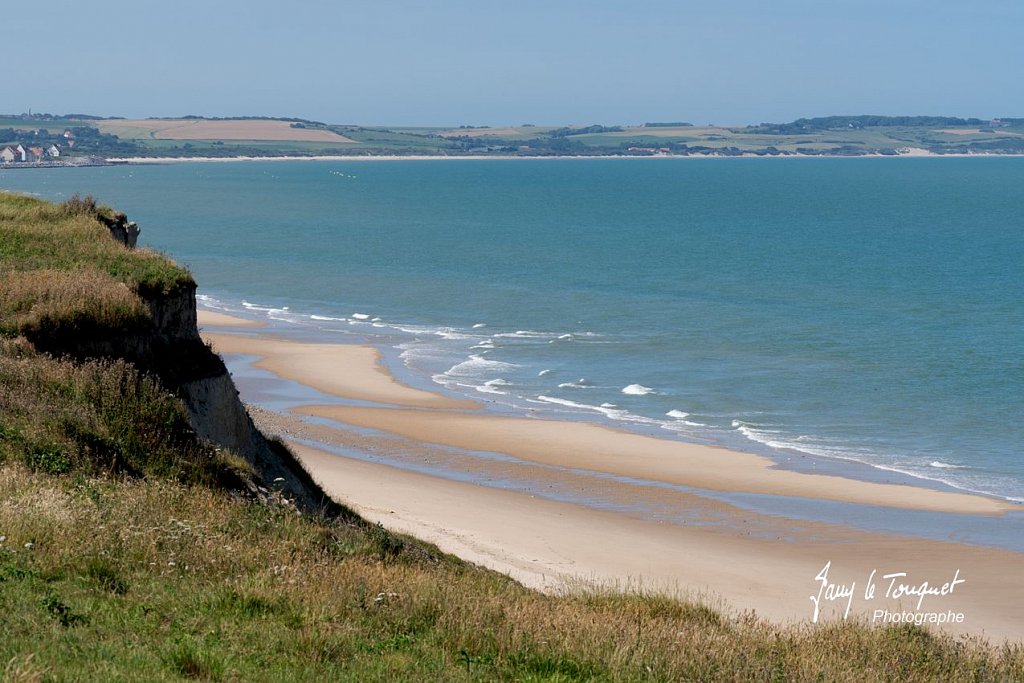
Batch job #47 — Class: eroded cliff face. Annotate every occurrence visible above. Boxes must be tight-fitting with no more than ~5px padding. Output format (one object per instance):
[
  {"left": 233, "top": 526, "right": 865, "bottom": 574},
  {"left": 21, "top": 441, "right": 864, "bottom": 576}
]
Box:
[
  {"left": 144, "top": 281, "right": 197, "bottom": 340},
  {"left": 140, "top": 285, "right": 336, "bottom": 514},
  {"left": 32, "top": 253, "right": 335, "bottom": 513},
  {"left": 176, "top": 369, "right": 334, "bottom": 513}
]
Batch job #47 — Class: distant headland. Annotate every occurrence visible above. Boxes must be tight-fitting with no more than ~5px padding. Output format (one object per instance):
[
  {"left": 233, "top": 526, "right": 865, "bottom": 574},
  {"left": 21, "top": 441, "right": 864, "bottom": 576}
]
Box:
[{"left": 2, "top": 112, "right": 1024, "bottom": 165}]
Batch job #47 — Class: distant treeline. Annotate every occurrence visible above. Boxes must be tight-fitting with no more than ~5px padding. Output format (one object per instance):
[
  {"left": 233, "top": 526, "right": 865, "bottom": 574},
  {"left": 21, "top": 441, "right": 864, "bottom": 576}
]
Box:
[
  {"left": 747, "top": 116, "right": 990, "bottom": 134},
  {"left": 175, "top": 115, "right": 329, "bottom": 126},
  {"left": 0, "top": 113, "right": 106, "bottom": 122},
  {"left": 547, "top": 125, "right": 624, "bottom": 138},
  {"left": 643, "top": 122, "right": 693, "bottom": 127}
]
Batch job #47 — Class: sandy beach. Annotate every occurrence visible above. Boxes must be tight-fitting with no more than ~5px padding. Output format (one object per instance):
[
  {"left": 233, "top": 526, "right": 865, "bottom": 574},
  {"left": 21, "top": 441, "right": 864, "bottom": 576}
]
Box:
[
  {"left": 296, "top": 404, "right": 1011, "bottom": 515},
  {"left": 202, "top": 327, "right": 478, "bottom": 410},
  {"left": 197, "top": 310, "right": 268, "bottom": 328},
  {"left": 201, "top": 312, "right": 1024, "bottom": 641}
]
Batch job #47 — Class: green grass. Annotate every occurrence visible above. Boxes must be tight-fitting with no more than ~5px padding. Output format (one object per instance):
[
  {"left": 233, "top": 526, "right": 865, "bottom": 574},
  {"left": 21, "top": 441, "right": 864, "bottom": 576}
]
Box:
[
  {"left": 0, "top": 192, "right": 191, "bottom": 293},
  {"left": 0, "top": 339, "right": 249, "bottom": 485},
  {"left": 0, "top": 192, "right": 194, "bottom": 360},
  {"left": 90, "top": 123, "right": 160, "bottom": 140},
  {"left": 0, "top": 117, "right": 80, "bottom": 132},
  {"left": 2, "top": 463, "right": 1021, "bottom": 682},
  {"left": 130, "top": 139, "right": 360, "bottom": 152}
]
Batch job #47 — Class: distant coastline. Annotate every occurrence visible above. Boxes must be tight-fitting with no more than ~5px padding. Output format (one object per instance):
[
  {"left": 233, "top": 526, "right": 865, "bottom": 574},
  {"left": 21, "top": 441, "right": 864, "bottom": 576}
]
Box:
[
  {"left": 105, "top": 150, "right": 1024, "bottom": 164},
  {"left": 5, "top": 112, "right": 1024, "bottom": 165}
]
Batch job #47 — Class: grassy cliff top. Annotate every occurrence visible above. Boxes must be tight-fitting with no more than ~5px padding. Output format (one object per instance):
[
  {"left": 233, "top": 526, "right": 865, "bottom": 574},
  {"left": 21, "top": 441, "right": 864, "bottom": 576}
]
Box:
[
  {"left": 0, "top": 192, "right": 193, "bottom": 342},
  {"left": 0, "top": 191, "right": 191, "bottom": 291}
]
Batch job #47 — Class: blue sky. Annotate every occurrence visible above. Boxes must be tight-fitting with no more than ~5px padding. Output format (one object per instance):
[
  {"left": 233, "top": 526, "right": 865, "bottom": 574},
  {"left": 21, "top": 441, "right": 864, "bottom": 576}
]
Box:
[{"left": 8, "top": 1, "right": 1022, "bottom": 125}]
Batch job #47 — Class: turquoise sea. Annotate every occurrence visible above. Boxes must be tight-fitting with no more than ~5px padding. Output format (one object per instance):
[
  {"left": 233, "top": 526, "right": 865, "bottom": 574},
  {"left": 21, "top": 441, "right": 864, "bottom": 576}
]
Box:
[{"left": 3, "top": 158, "right": 1023, "bottom": 503}]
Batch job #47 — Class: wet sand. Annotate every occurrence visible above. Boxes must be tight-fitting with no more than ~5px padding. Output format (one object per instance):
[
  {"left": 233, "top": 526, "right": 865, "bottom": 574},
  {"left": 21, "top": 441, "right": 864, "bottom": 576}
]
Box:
[
  {"left": 203, "top": 331, "right": 479, "bottom": 410},
  {"left": 197, "top": 310, "right": 267, "bottom": 328}
]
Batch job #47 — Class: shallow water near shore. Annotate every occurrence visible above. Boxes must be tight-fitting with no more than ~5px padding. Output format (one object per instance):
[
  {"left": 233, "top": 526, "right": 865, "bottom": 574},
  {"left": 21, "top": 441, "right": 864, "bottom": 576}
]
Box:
[{"left": 3, "top": 157, "right": 1023, "bottom": 503}]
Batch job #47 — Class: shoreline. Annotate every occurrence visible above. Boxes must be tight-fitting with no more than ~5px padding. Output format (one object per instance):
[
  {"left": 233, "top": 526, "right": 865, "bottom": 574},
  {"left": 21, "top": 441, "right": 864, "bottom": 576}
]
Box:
[
  {"left": 197, "top": 308, "right": 1021, "bottom": 507},
  {"left": 197, "top": 310, "right": 1024, "bottom": 640},
  {"left": 104, "top": 151, "right": 1024, "bottom": 164},
  {"left": 295, "top": 403, "right": 1010, "bottom": 515}
]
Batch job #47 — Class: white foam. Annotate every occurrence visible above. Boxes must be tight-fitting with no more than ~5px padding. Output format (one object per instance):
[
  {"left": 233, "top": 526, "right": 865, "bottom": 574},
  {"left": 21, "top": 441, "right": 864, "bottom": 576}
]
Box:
[
  {"left": 474, "top": 378, "right": 512, "bottom": 395},
  {"left": 195, "top": 294, "right": 235, "bottom": 313},
  {"left": 242, "top": 300, "right": 282, "bottom": 312},
  {"left": 660, "top": 421, "right": 705, "bottom": 432},
  {"left": 538, "top": 369, "right": 553, "bottom": 377},
  {"left": 494, "top": 330, "right": 553, "bottom": 339},
  {"left": 445, "top": 354, "right": 520, "bottom": 378},
  {"left": 536, "top": 396, "right": 666, "bottom": 428},
  {"left": 622, "top": 384, "right": 655, "bottom": 395},
  {"left": 666, "top": 410, "right": 689, "bottom": 419},
  {"left": 470, "top": 340, "right": 496, "bottom": 350},
  {"left": 434, "top": 328, "right": 474, "bottom": 340},
  {"left": 725, "top": 422, "right": 979, "bottom": 499},
  {"left": 310, "top": 314, "right": 347, "bottom": 322},
  {"left": 930, "top": 460, "right": 967, "bottom": 469},
  {"left": 558, "top": 378, "right": 594, "bottom": 389},
  {"left": 868, "top": 461, "right": 1017, "bottom": 502},
  {"left": 537, "top": 395, "right": 627, "bottom": 420},
  {"left": 731, "top": 419, "right": 795, "bottom": 450},
  {"left": 241, "top": 302, "right": 291, "bottom": 321},
  {"left": 472, "top": 323, "right": 487, "bottom": 329},
  {"left": 395, "top": 325, "right": 430, "bottom": 335},
  {"left": 600, "top": 403, "right": 618, "bottom": 408},
  {"left": 351, "top": 313, "right": 370, "bottom": 320}
]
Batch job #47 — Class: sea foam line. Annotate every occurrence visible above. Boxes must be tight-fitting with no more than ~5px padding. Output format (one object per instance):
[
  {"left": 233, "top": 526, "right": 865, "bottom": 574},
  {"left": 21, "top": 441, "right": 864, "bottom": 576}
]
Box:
[{"left": 207, "top": 295, "right": 1021, "bottom": 505}]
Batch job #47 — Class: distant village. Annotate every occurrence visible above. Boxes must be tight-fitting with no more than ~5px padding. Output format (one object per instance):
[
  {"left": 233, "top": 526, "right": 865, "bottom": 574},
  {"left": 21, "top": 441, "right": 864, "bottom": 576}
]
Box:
[{"left": 0, "top": 129, "right": 75, "bottom": 164}]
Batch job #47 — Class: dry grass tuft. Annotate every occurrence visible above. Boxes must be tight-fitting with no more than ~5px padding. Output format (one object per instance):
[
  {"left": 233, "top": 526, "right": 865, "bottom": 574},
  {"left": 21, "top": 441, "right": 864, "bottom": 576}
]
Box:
[
  {"left": 0, "top": 268, "right": 150, "bottom": 339},
  {"left": 0, "top": 340, "right": 250, "bottom": 485}
]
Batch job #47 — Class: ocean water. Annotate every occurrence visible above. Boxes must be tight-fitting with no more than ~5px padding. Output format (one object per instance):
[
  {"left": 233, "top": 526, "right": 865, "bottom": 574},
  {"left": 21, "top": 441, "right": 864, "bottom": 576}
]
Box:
[{"left": 3, "top": 158, "right": 1023, "bottom": 502}]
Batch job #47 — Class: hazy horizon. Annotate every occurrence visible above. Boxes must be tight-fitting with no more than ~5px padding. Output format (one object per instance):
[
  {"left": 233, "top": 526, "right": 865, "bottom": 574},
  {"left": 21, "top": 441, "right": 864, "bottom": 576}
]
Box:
[{"left": 8, "top": 1, "right": 1022, "bottom": 127}]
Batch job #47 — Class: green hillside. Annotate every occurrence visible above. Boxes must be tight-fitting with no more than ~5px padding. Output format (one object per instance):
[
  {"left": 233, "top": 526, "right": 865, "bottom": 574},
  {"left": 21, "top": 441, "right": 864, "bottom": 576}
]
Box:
[{"left": 3, "top": 113, "right": 1024, "bottom": 160}]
